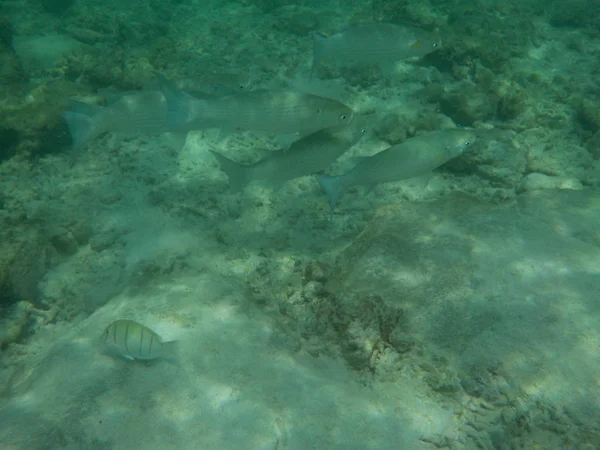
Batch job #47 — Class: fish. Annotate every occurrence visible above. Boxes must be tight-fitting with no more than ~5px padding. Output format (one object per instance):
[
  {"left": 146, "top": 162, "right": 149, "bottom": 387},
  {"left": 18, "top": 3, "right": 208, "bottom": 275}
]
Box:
[
  {"left": 156, "top": 74, "right": 355, "bottom": 135},
  {"left": 62, "top": 91, "right": 170, "bottom": 148},
  {"left": 316, "top": 129, "right": 476, "bottom": 216},
  {"left": 311, "top": 23, "right": 440, "bottom": 77},
  {"left": 62, "top": 74, "right": 244, "bottom": 148},
  {"left": 101, "top": 319, "right": 176, "bottom": 361},
  {"left": 209, "top": 118, "right": 368, "bottom": 192}
]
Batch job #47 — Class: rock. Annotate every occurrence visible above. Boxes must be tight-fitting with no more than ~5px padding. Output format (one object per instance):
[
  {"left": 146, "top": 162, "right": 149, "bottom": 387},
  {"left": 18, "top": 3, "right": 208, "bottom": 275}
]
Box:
[
  {"left": 89, "top": 229, "right": 119, "bottom": 252},
  {"left": 448, "top": 134, "right": 527, "bottom": 188},
  {"left": 585, "top": 131, "right": 600, "bottom": 159},
  {"left": 326, "top": 190, "right": 600, "bottom": 410},
  {"left": 417, "top": 82, "right": 445, "bottom": 103},
  {"left": 574, "top": 97, "right": 600, "bottom": 133},
  {"left": 12, "top": 33, "right": 87, "bottom": 72},
  {"left": 373, "top": 113, "right": 409, "bottom": 145},
  {"left": 518, "top": 173, "right": 583, "bottom": 193},
  {"left": 40, "top": 0, "right": 75, "bottom": 15},
  {"left": 0, "top": 261, "right": 17, "bottom": 307},
  {"left": 526, "top": 143, "right": 593, "bottom": 178},
  {"left": 0, "top": 127, "right": 20, "bottom": 163},
  {"left": 549, "top": 0, "right": 600, "bottom": 27},
  {"left": 48, "top": 226, "right": 79, "bottom": 255},
  {"left": 0, "top": 17, "right": 25, "bottom": 84},
  {"left": 439, "top": 83, "right": 496, "bottom": 126},
  {"left": 8, "top": 237, "right": 59, "bottom": 301},
  {"left": 251, "top": 0, "right": 294, "bottom": 13},
  {"left": 271, "top": 6, "right": 318, "bottom": 36},
  {"left": 0, "top": 301, "right": 31, "bottom": 348},
  {"left": 0, "top": 18, "right": 14, "bottom": 49},
  {"left": 494, "top": 80, "right": 527, "bottom": 120},
  {"left": 389, "top": 327, "right": 415, "bottom": 354},
  {"left": 303, "top": 260, "right": 328, "bottom": 283}
]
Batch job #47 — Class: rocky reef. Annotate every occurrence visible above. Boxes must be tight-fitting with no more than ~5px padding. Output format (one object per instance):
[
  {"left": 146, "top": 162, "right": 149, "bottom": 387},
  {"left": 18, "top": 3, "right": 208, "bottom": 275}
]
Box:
[{"left": 1, "top": 0, "right": 600, "bottom": 447}]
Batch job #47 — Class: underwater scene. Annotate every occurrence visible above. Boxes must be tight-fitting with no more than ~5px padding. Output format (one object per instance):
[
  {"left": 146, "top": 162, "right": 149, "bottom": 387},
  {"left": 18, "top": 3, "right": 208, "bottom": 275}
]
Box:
[{"left": 1, "top": 0, "right": 600, "bottom": 448}]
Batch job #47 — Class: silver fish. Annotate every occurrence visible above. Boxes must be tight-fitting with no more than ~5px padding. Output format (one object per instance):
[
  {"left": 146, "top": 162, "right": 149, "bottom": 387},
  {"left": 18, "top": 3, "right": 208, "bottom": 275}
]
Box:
[
  {"left": 101, "top": 320, "right": 176, "bottom": 361},
  {"left": 316, "top": 129, "right": 476, "bottom": 216},
  {"left": 312, "top": 23, "right": 439, "bottom": 76},
  {"left": 157, "top": 74, "right": 354, "bottom": 135},
  {"left": 61, "top": 73, "right": 249, "bottom": 148},
  {"left": 209, "top": 119, "right": 367, "bottom": 192},
  {"left": 62, "top": 91, "right": 169, "bottom": 148}
]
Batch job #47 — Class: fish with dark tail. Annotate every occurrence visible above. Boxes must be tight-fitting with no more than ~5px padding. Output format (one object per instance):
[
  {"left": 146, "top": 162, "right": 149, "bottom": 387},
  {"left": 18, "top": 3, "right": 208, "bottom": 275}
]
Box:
[{"left": 210, "top": 117, "right": 368, "bottom": 192}]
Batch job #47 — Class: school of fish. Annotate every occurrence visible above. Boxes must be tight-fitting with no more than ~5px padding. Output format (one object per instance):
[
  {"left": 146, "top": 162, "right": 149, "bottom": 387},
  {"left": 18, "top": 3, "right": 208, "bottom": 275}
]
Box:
[{"left": 63, "top": 22, "right": 483, "bottom": 361}]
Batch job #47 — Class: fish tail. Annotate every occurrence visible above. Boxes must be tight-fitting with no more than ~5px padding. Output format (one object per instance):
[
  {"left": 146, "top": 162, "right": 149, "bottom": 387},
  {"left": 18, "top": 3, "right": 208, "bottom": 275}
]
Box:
[
  {"left": 311, "top": 34, "right": 326, "bottom": 79},
  {"left": 155, "top": 73, "right": 194, "bottom": 130},
  {"left": 61, "top": 110, "right": 96, "bottom": 149},
  {"left": 61, "top": 99, "right": 105, "bottom": 148},
  {"left": 161, "top": 340, "right": 178, "bottom": 353},
  {"left": 209, "top": 149, "right": 250, "bottom": 193},
  {"left": 316, "top": 174, "right": 344, "bottom": 218},
  {"left": 160, "top": 340, "right": 179, "bottom": 363}
]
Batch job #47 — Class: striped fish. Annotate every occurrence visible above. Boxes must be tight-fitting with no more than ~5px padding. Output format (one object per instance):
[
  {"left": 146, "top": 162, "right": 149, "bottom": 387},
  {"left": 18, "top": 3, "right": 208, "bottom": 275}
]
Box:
[
  {"left": 62, "top": 91, "right": 170, "bottom": 149},
  {"left": 156, "top": 74, "right": 355, "bottom": 135},
  {"left": 62, "top": 75, "right": 255, "bottom": 148},
  {"left": 317, "top": 129, "right": 476, "bottom": 217},
  {"left": 101, "top": 320, "right": 176, "bottom": 361},
  {"left": 209, "top": 118, "right": 367, "bottom": 192}
]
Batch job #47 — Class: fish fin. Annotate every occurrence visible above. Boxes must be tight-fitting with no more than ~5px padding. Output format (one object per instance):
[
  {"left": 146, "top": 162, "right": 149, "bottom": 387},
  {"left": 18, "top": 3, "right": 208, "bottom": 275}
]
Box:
[
  {"left": 160, "top": 340, "right": 180, "bottom": 364},
  {"left": 161, "top": 340, "right": 178, "bottom": 353},
  {"left": 276, "top": 132, "right": 301, "bottom": 150},
  {"left": 316, "top": 174, "right": 344, "bottom": 218},
  {"left": 61, "top": 110, "right": 97, "bottom": 148},
  {"left": 66, "top": 99, "right": 104, "bottom": 116},
  {"left": 209, "top": 149, "right": 250, "bottom": 193},
  {"left": 311, "top": 33, "right": 327, "bottom": 79},
  {"left": 161, "top": 132, "right": 188, "bottom": 151},
  {"left": 122, "top": 354, "right": 135, "bottom": 361},
  {"left": 155, "top": 72, "right": 196, "bottom": 130},
  {"left": 347, "top": 156, "right": 370, "bottom": 166}
]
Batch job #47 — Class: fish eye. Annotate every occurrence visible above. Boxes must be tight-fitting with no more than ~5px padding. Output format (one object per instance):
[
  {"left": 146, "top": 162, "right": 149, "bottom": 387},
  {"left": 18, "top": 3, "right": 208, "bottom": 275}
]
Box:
[
  {"left": 340, "top": 114, "right": 347, "bottom": 121},
  {"left": 465, "top": 140, "right": 471, "bottom": 145},
  {"left": 433, "top": 42, "right": 438, "bottom": 47},
  {"left": 238, "top": 84, "right": 245, "bottom": 90}
]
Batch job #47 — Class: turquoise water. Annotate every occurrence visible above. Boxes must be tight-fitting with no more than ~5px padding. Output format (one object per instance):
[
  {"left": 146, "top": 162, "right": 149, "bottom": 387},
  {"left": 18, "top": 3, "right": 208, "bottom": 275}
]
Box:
[{"left": 1, "top": 0, "right": 600, "bottom": 448}]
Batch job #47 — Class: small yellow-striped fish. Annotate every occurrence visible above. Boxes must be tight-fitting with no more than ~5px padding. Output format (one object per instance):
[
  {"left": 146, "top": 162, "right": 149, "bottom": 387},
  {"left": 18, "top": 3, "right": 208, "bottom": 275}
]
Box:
[{"left": 101, "top": 320, "right": 175, "bottom": 361}]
